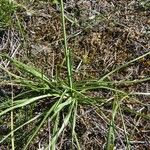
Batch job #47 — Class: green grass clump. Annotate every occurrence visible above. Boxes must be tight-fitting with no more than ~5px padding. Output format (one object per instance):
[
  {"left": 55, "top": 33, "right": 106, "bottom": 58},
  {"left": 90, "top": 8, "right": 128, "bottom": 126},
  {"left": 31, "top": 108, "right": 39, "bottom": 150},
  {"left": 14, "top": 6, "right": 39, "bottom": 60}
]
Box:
[
  {"left": 0, "top": 44, "right": 150, "bottom": 150},
  {"left": 0, "top": 0, "right": 17, "bottom": 28}
]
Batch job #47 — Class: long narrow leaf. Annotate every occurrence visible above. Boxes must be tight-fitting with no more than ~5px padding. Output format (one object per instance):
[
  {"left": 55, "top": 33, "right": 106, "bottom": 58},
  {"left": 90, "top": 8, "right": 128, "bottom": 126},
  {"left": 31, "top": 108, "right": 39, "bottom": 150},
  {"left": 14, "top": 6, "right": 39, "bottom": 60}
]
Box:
[
  {"left": 0, "top": 94, "right": 54, "bottom": 117},
  {"left": 23, "top": 90, "right": 68, "bottom": 150},
  {"left": 0, "top": 114, "right": 41, "bottom": 143},
  {"left": 99, "top": 51, "right": 150, "bottom": 81},
  {"left": 49, "top": 99, "right": 75, "bottom": 149}
]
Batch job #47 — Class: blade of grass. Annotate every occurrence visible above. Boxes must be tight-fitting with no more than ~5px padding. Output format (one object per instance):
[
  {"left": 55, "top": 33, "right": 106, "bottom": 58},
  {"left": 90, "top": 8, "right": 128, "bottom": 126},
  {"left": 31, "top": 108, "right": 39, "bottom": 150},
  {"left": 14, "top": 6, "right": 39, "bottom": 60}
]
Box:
[
  {"left": 0, "top": 92, "right": 62, "bottom": 111},
  {"left": 106, "top": 94, "right": 119, "bottom": 150},
  {"left": 0, "top": 54, "right": 52, "bottom": 87},
  {"left": 99, "top": 51, "right": 150, "bottom": 81},
  {"left": 80, "top": 85, "right": 127, "bottom": 95},
  {"left": 60, "top": 0, "right": 73, "bottom": 92},
  {"left": 23, "top": 90, "right": 68, "bottom": 150},
  {"left": 75, "top": 77, "right": 150, "bottom": 88},
  {"left": 118, "top": 104, "right": 131, "bottom": 150},
  {"left": 123, "top": 106, "right": 150, "bottom": 120},
  {"left": 115, "top": 77, "right": 150, "bottom": 85},
  {"left": 132, "top": 92, "right": 150, "bottom": 96},
  {"left": 0, "top": 64, "right": 23, "bottom": 79},
  {"left": 10, "top": 78, "right": 15, "bottom": 150},
  {"left": 106, "top": 103, "right": 117, "bottom": 149},
  {"left": 50, "top": 112, "right": 60, "bottom": 150},
  {"left": 72, "top": 100, "right": 81, "bottom": 150},
  {"left": 11, "top": 59, "right": 50, "bottom": 84},
  {"left": 0, "top": 79, "right": 49, "bottom": 91},
  {"left": 49, "top": 99, "right": 75, "bottom": 149},
  {"left": 0, "top": 94, "right": 56, "bottom": 117},
  {"left": 0, "top": 114, "right": 41, "bottom": 143},
  {"left": 106, "top": 94, "right": 131, "bottom": 149}
]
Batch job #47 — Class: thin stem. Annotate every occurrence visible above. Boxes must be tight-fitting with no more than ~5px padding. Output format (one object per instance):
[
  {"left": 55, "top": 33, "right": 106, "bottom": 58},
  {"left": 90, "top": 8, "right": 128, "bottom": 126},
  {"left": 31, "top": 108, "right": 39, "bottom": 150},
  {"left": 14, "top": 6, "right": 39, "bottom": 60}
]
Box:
[
  {"left": 11, "top": 80, "right": 15, "bottom": 150},
  {"left": 99, "top": 51, "right": 150, "bottom": 81},
  {"left": 60, "top": 0, "right": 73, "bottom": 91},
  {"left": 119, "top": 105, "right": 131, "bottom": 150}
]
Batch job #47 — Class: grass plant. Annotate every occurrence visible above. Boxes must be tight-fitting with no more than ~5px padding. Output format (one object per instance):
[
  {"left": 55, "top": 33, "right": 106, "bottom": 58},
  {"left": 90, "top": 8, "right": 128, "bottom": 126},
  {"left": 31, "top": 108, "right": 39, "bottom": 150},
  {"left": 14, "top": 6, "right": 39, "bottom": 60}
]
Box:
[
  {"left": 0, "top": 0, "right": 150, "bottom": 149},
  {"left": 0, "top": 0, "right": 16, "bottom": 28}
]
